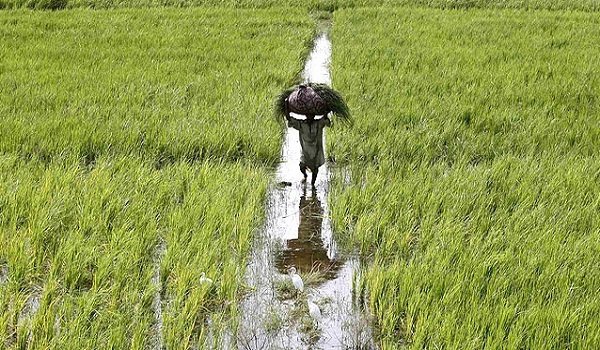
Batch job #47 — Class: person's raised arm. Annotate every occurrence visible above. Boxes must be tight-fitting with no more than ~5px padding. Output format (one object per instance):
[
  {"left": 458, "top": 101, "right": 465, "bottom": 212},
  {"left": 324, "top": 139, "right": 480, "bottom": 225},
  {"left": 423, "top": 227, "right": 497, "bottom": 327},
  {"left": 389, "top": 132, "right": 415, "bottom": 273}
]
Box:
[
  {"left": 284, "top": 98, "right": 291, "bottom": 121},
  {"left": 322, "top": 112, "right": 332, "bottom": 127},
  {"left": 285, "top": 101, "right": 302, "bottom": 130}
]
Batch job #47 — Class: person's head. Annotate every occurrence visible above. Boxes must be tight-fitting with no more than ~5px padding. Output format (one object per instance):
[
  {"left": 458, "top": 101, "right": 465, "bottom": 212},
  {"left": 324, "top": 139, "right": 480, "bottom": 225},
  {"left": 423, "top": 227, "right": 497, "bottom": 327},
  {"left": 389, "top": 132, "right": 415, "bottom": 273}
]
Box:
[{"left": 306, "top": 114, "right": 315, "bottom": 121}]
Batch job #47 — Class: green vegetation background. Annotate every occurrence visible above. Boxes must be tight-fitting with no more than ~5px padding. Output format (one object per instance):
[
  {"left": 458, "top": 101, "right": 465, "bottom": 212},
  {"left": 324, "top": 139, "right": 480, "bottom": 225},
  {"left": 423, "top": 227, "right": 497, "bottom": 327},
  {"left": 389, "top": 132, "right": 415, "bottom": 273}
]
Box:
[
  {"left": 329, "top": 7, "right": 600, "bottom": 349},
  {"left": 1, "top": 0, "right": 600, "bottom": 349},
  {"left": 1, "top": 8, "right": 313, "bottom": 348}
]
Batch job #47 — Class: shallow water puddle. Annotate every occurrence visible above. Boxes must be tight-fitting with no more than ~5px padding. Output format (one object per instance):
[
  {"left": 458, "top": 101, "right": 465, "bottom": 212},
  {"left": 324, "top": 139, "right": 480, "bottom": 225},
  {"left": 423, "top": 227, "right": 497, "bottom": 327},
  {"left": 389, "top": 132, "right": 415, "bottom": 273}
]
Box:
[
  {"left": 0, "top": 263, "right": 42, "bottom": 347},
  {"left": 0, "top": 265, "right": 7, "bottom": 284},
  {"left": 4, "top": 286, "right": 43, "bottom": 347},
  {"left": 236, "top": 33, "right": 376, "bottom": 349},
  {"left": 149, "top": 239, "right": 166, "bottom": 350}
]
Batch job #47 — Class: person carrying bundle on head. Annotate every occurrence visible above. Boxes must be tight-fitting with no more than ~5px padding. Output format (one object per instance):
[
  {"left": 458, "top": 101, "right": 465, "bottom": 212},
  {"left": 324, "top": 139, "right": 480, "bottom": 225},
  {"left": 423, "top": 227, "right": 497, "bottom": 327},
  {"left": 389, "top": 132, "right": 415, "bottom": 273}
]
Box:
[
  {"left": 284, "top": 99, "right": 331, "bottom": 186},
  {"left": 276, "top": 83, "right": 352, "bottom": 187}
]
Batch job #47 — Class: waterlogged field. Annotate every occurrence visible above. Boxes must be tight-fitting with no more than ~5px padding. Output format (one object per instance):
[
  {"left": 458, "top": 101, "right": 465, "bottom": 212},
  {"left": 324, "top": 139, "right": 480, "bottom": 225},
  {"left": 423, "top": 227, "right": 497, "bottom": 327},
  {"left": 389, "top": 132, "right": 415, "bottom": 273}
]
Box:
[
  {"left": 2, "top": 1, "right": 600, "bottom": 349},
  {"left": 0, "top": 7, "right": 314, "bottom": 348},
  {"left": 329, "top": 7, "right": 600, "bottom": 348},
  {"left": 0, "top": 156, "right": 269, "bottom": 348}
]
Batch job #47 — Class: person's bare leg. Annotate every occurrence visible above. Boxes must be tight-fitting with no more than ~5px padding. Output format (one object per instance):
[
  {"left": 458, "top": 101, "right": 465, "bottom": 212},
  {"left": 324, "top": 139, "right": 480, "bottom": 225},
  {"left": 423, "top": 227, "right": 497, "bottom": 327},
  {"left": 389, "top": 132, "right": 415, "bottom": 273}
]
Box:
[
  {"left": 300, "top": 162, "right": 308, "bottom": 180},
  {"left": 311, "top": 168, "right": 318, "bottom": 186}
]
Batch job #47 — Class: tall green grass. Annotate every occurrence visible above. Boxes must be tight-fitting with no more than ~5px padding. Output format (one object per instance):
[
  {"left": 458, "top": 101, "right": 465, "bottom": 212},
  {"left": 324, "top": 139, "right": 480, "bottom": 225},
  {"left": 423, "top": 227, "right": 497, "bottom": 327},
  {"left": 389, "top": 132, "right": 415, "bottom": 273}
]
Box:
[
  {"left": 329, "top": 8, "right": 600, "bottom": 167},
  {"left": 329, "top": 7, "right": 600, "bottom": 349},
  {"left": 0, "top": 8, "right": 313, "bottom": 167},
  {"left": 0, "top": 155, "right": 271, "bottom": 348},
  {"left": 0, "top": 7, "right": 315, "bottom": 348}
]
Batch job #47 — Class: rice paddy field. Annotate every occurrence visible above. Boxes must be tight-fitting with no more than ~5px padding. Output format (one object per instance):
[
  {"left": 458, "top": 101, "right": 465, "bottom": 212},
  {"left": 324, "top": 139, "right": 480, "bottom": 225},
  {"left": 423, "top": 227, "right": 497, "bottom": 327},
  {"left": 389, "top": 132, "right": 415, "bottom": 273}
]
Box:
[
  {"left": 328, "top": 7, "right": 600, "bottom": 349},
  {"left": 1, "top": 1, "right": 600, "bottom": 350},
  {"left": 0, "top": 8, "right": 314, "bottom": 348}
]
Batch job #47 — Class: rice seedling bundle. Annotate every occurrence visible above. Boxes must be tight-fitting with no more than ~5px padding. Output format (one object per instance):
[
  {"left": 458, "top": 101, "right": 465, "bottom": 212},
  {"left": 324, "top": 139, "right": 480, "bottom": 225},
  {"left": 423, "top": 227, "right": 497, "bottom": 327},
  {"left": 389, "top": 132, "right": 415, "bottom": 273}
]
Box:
[
  {"left": 275, "top": 83, "right": 352, "bottom": 124},
  {"left": 287, "top": 84, "right": 329, "bottom": 115}
]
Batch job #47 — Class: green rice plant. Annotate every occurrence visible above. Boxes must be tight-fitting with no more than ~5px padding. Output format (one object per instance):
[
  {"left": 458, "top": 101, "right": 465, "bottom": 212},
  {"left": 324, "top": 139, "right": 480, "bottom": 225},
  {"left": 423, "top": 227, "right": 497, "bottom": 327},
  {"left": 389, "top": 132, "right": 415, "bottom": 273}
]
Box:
[
  {"left": 329, "top": 8, "right": 600, "bottom": 167},
  {"left": 0, "top": 155, "right": 169, "bottom": 347},
  {"left": 329, "top": 7, "right": 600, "bottom": 349},
  {"left": 0, "top": 7, "right": 313, "bottom": 167},
  {"left": 159, "top": 161, "right": 270, "bottom": 348},
  {"left": 0, "top": 7, "right": 316, "bottom": 348},
  {"left": 0, "top": 155, "right": 273, "bottom": 348}
]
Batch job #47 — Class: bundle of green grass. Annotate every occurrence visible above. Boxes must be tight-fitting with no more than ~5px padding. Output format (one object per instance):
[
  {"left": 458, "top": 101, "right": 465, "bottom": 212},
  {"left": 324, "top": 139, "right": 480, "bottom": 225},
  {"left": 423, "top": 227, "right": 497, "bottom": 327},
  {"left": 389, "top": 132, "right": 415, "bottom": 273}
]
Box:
[{"left": 275, "top": 83, "right": 352, "bottom": 125}]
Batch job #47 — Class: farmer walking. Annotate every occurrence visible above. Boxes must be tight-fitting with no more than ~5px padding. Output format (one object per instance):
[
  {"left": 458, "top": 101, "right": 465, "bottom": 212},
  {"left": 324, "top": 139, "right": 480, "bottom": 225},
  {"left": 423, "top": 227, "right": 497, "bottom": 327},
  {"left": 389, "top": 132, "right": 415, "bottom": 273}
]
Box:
[
  {"left": 276, "top": 83, "right": 351, "bottom": 186},
  {"left": 285, "top": 104, "right": 331, "bottom": 186}
]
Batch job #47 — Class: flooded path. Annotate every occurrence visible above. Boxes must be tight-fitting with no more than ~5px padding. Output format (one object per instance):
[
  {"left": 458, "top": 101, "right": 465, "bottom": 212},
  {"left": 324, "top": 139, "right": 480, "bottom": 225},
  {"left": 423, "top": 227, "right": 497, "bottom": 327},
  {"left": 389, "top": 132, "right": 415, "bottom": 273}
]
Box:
[
  {"left": 149, "top": 239, "right": 165, "bottom": 350},
  {"left": 236, "top": 32, "right": 376, "bottom": 349}
]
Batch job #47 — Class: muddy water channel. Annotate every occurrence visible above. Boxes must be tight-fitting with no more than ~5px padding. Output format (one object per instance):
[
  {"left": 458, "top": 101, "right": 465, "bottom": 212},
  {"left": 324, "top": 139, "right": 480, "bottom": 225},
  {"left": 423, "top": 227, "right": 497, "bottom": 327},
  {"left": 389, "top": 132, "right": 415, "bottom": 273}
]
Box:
[{"left": 236, "top": 33, "right": 376, "bottom": 350}]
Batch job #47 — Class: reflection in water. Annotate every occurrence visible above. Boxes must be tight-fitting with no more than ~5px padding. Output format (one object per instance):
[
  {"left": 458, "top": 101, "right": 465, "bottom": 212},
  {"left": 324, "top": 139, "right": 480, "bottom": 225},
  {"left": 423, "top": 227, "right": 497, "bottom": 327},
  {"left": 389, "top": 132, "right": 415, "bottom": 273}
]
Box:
[{"left": 275, "top": 185, "right": 344, "bottom": 281}]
